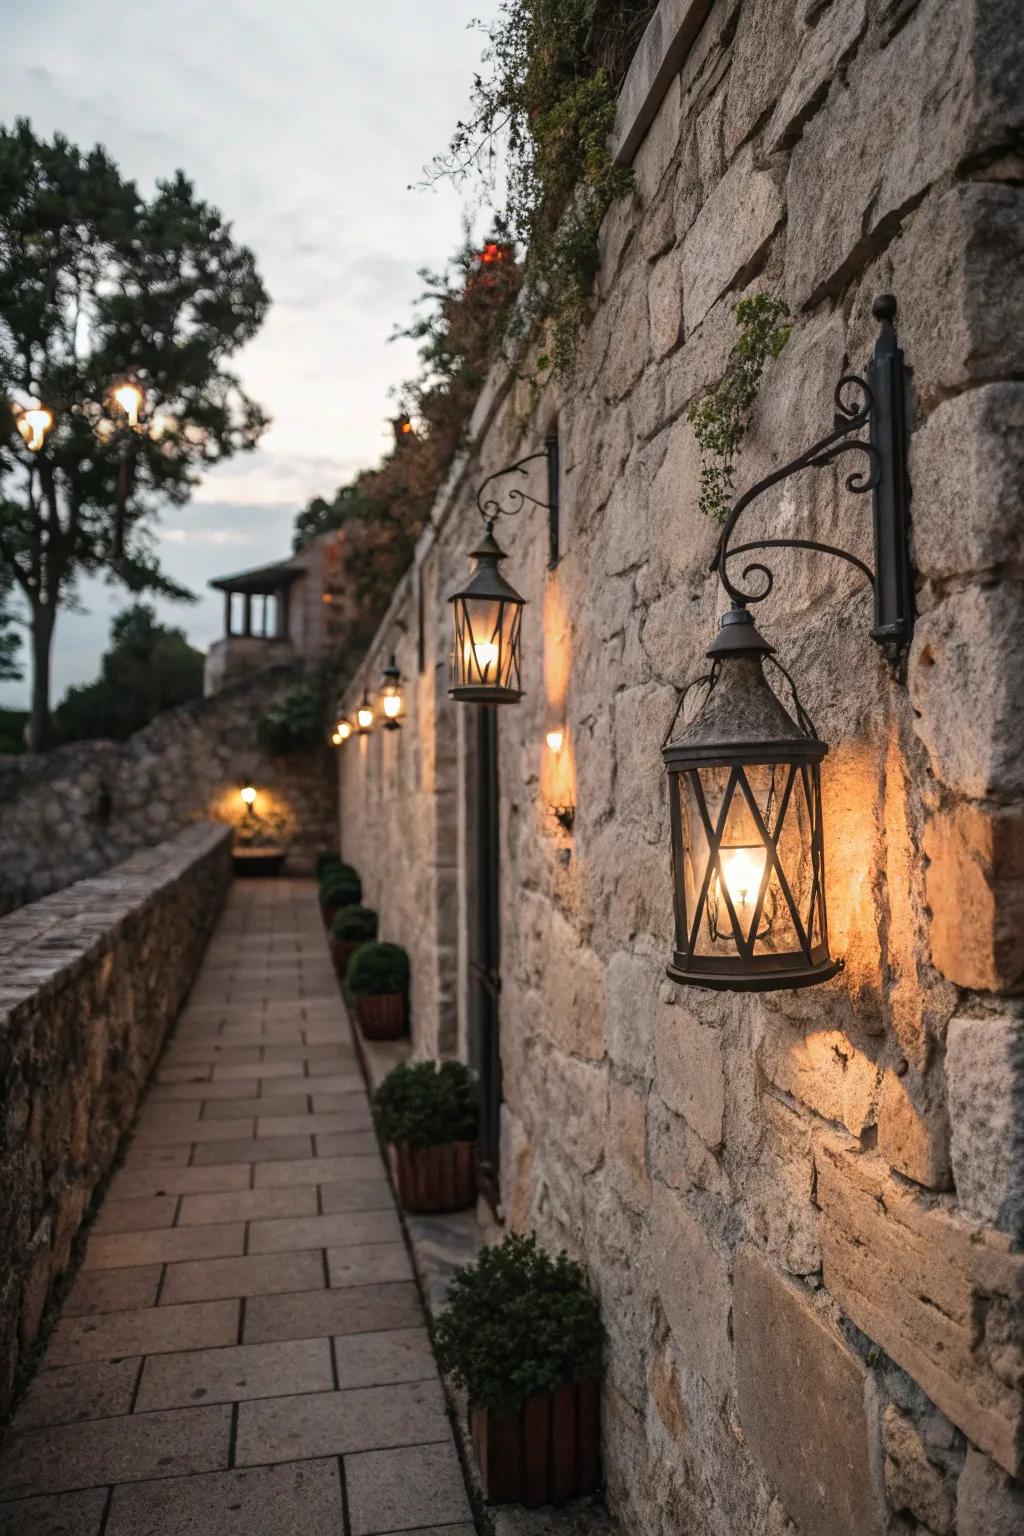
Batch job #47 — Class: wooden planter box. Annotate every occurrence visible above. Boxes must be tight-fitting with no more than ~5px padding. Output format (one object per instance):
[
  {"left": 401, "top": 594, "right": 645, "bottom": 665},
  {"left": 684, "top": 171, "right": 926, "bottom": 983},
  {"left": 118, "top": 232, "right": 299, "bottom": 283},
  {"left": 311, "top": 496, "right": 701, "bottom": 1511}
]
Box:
[
  {"left": 329, "top": 937, "right": 362, "bottom": 982},
  {"left": 354, "top": 992, "right": 406, "bottom": 1040},
  {"left": 232, "top": 846, "right": 285, "bottom": 878},
  {"left": 389, "top": 1140, "right": 476, "bottom": 1214},
  {"left": 470, "top": 1378, "right": 600, "bottom": 1506}
]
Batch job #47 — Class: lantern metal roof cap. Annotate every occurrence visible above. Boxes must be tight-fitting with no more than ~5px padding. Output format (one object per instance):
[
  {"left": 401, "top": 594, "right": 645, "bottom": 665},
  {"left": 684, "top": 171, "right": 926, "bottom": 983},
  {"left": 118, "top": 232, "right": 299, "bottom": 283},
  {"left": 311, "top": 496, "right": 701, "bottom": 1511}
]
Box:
[
  {"left": 448, "top": 526, "right": 527, "bottom": 606},
  {"left": 664, "top": 606, "right": 827, "bottom": 767},
  {"left": 381, "top": 653, "right": 401, "bottom": 685}
]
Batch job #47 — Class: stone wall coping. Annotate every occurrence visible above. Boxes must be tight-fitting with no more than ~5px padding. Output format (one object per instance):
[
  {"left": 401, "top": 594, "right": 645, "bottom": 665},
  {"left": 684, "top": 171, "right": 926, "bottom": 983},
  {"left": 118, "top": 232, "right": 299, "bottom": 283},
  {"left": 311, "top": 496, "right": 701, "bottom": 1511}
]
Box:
[
  {"left": 0, "top": 822, "right": 231, "bottom": 1015},
  {"left": 342, "top": 0, "right": 700, "bottom": 709}
]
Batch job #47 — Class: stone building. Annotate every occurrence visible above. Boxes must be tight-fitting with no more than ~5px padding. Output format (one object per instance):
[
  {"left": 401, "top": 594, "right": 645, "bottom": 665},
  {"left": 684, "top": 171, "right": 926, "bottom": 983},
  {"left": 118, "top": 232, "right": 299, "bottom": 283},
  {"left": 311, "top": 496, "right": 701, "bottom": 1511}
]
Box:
[{"left": 336, "top": 2, "right": 1024, "bottom": 1533}]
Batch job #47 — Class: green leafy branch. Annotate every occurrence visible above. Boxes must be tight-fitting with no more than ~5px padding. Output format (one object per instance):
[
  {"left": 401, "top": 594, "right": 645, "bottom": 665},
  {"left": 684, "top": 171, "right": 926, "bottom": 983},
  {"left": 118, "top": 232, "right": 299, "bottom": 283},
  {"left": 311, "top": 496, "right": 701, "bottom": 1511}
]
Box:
[{"left": 688, "top": 294, "right": 792, "bottom": 524}]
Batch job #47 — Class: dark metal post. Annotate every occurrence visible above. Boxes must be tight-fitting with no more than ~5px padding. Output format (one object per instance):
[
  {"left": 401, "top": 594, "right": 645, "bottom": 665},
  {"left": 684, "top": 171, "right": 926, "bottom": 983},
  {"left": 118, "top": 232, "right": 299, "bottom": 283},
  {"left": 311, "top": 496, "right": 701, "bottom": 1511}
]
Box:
[
  {"left": 867, "top": 295, "right": 914, "bottom": 661},
  {"left": 546, "top": 431, "right": 560, "bottom": 569},
  {"left": 473, "top": 704, "right": 503, "bottom": 1216}
]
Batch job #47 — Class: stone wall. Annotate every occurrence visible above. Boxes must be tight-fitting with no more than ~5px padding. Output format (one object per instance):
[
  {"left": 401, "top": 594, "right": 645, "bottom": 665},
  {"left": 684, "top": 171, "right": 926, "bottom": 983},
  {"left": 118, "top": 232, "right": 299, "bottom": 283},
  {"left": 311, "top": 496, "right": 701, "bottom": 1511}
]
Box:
[
  {"left": 0, "top": 822, "right": 231, "bottom": 1419},
  {"left": 338, "top": 2, "right": 1024, "bottom": 1532},
  {"left": 0, "top": 664, "right": 337, "bottom": 914}
]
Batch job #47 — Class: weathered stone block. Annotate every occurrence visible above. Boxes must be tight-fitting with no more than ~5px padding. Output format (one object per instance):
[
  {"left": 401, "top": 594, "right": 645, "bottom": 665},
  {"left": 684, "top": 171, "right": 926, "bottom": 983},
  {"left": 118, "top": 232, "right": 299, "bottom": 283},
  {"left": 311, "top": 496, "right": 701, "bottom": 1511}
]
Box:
[
  {"left": 956, "top": 1446, "right": 1024, "bottom": 1536},
  {"left": 648, "top": 251, "right": 684, "bottom": 358},
  {"left": 607, "top": 1080, "right": 650, "bottom": 1210},
  {"left": 680, "top": 142, "right": 784, "bottom": 333},
  {"left": 876, "top": 1066, "right": 951, "bottom": 1191},
  {"left": 654, "top": 1005, "right": 724, "bottom": 1149},
  {"left": 947, "top": 1005, "right": 1024, "bottom": 1237},
  {"left": 923, "top": 801, "right": 1024, "bottom": 991},
  {"left": 912, "top": 583, "right": 1024, "bottom": 801},
  {"left": 882, "top": 1403, "right": 954, "bottom": 1535},
  {"left": 604, "top": 947, "right": 659, "bottom": 1083},
  {"left": 651, "top": 1184, "right": 733, "bottom": 1401},
  {"left": 817, "top": 1135, "right": 1024, "bottom": 1476},
  {"left": 764, "top": 0, "right": 868, "bottom": 154},
  {"left": 758, "top": 1023, "right": 879, "bottom": 1139},
  {"left": 734, "top": 1244, "right": 883, "bottom": 1536}
]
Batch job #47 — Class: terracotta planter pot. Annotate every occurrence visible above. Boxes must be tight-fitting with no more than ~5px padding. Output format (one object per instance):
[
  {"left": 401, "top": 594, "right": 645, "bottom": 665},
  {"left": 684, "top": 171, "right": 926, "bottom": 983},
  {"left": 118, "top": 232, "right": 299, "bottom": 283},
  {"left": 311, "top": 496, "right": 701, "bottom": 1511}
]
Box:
[
  {"left": 354, "top": 992, "right": 406, "bottom": 1040},
  {"left": 329, "top": 937, "right": 361, "bottom": 981},
  {"left": 389, "top": 1140, "right": 476, "bottom": 1214},
  {"left": 470, "top": 1378, "right": 600, "bottom": 1506}
]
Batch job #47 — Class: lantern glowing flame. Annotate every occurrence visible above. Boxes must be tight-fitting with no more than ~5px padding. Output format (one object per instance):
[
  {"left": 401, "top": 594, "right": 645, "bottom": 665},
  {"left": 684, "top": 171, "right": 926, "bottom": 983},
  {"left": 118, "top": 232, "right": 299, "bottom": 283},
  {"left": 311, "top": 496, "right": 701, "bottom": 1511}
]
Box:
[
  {"left": 16, "top": 406, "right": 54, "bottom": 452},
  {"left": 383, "top": 694, "right": 402, "bottom": 720},
  {"left": 357, "top": 694, "right": 374, "bottom": 732},
  {"left": 546, "top": 729, "right": 564, "bottom": 753},
  {"left": 718, "top": 845, "right": 767, "bottom": 917},
  {"left": 335, "top": 718, "right": 353, "bottom": 743}
]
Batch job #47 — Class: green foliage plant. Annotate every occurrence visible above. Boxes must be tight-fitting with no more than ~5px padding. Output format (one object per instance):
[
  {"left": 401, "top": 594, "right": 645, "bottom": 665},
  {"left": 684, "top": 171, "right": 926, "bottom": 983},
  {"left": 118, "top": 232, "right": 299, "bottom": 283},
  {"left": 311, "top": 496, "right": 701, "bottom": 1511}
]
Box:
[
  {"left": 433, "top": 1233, "right": 603, "bottom": 1415},
  {"left": 320, "top": 867, "right": 362, "bottom": 908},
  {"left": 430, "top": 1, "right": 654, "bottom": 377},
  {"left": 687, "top": 293, "right": 792, "bottom": 525},
  {"left": 330, "top": 905, "right": 378, "bottom": 943},
  {"left": 259, "top": 678, "right": 326, "bottom": 756},
  {"left": 316, "top": 852, "right": 343, "bottom": 879},
  {"left": 345, "top": 941, "right": 410, "bottom": 997},
  {"left": 53, "top": 603, "right": 203, "bottom": 744},
  {"left": 372, "top": 1060, "right": 479, "bottom": 1149}
]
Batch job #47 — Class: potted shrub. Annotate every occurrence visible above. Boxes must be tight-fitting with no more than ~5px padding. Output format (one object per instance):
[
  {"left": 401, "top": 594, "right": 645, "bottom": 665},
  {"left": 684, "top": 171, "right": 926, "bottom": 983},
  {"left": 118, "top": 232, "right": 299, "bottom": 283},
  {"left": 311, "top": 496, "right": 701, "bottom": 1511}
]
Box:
[
  {"left": 330, "top": 905, "right": 378, "bottom": 980},
  {"left": 319, "top": 864, "right": 361, "bottom": 925},
  {"left": 316, "top": 851, "right": 343, "bottom": 879},
  {"left": 372, "top": 1060, "right": 478, "bottom": 1213},
  {"left": 434, "top": 1234, "right": 603, "bottom": 1506},
  {"left": 345, "top": 941, "right": 409, "bottom": 1040}
]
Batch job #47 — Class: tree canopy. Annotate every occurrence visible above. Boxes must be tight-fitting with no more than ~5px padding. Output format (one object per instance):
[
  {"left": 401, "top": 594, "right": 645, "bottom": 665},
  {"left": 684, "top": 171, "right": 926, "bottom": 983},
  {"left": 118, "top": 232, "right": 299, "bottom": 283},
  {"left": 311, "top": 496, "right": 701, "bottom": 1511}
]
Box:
[
  {"left": 0, "top": 118, "right": 270, "bottom": 747},
  {"left": 53, "top": 602, "right": 204, "bottom": 744}
]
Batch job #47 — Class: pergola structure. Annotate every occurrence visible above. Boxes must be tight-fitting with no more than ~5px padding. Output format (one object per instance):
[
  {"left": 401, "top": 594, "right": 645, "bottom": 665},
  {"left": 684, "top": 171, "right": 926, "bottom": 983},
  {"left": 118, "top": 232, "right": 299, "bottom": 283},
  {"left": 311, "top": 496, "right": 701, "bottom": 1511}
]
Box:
[{"left": 210, "top": 557, "right": 301, "bottom": 642}]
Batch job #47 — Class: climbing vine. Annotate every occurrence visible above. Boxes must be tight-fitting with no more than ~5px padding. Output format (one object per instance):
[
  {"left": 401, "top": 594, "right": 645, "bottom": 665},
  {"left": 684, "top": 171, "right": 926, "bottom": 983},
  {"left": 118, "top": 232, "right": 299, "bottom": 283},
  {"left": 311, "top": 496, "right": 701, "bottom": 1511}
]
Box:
[
  {"left": 688, "top": 294, "right": 793, "bottom": 525},
  {"left": 429, "top": 1, "right": 654, "bottom": 376}
]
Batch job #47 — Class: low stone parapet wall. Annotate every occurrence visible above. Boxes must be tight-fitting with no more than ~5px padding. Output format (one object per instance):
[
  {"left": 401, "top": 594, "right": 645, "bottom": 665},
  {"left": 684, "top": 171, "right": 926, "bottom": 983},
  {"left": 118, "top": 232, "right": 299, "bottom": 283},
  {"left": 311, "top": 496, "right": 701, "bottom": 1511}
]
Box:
[{"left": 0, "top": 822, "right": 232, "bottom": 1418}]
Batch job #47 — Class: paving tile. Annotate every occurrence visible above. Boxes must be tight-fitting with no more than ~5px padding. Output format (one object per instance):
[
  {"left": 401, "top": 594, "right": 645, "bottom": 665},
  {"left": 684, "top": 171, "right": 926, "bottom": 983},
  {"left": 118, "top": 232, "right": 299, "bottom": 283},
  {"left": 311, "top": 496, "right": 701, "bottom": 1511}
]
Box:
[
  {"left": 256, "top": 1111, "right": 370, "bottom": 1137},
  {"left": 248, "top": 1210, "right": 400, "bottom": 1255},
  {"left": 148, "top": 1079, "right": 252, "bottom": 1102},
  {"left": 312, "top": 1091, "right": 367, "bottom": 1112},
  {"left": 138, "top": 1102, "right": 201, "bottom": 1126},
  {"left": 48, "top": 1300, "right": 239, "bottom": 1366},
  {"left": 83, "top": 1223, "right": 244, "bottom": 1271},
  {"left": 160, "top": 1250, "right": 325, "bottom": 1306},
  {"left": 118, "top": 1143, "right": 189, "bottom": 1171},
  {"left": 133, "top": 1117, "right": 256, "bottom": 1146},
  {"left": 104, "top": 1458, "right": 343, "bottom": 1536},
  {"left": 328, "top": 1244, "right": 413, "bottom": 1288},
  {"left": 91, "top": 1196, "right": 177, "bottom": 1235},
  {"left": 254, "top": 1154, "right": 384, "bottom": 1188},
  {"left": 211, "top": 1062, "right": 307, "bottom": 1083},
  {"left": 0, "top": 1487, "right": 109, "bottom": 1535},
  {"left": 191, "top": 1134, "right": 311, "bottom": 1165},
  {"left": 0, "top": 1403, "right": 231, "bottom": 1498},
  {"left": 333, "top": 1328, "right": 436, "bottom": 1390},
  {"left": 154, "top": 1065, "right": 211, "bottom": 1084},
  {"left": 235, "top": 1378, "right": 448, "bottom": 1466},
  {"left": 244, "top": 1283, "right": 423, "bottom": 1344},
  {"left": 263, "top": 1044, "right": 355, "bottom": 1063},
  {"left": 297, "top": 1072, "right": 364, "bottom": 1093},
  {"left": 15, "top": 1358, "right": 140, "bottom": 1429},
  {"left": 178, "top": 1187, "right": 317, "bottom": 1227},
  {"left": 315, "top": 1131, "right": 380, "bottom": 1157},
  {"left": 202, "top": 1094, "right": 310, "bottom": 1121},
  {"left": 135, "top": 1337, "right": 332, "bottom": 1411},
  {"left": 106, "top": 1163, "right": 251, "bottom": 1201},
  {"left": 317, "top": 1181, "right": 396, "bottom": 1215},
  {"left": 63, "top": 1265, "right": 162, "bottom": 1318},
  {"left": 346, "top": 1442, "right": 472, "bottom": 1536}
]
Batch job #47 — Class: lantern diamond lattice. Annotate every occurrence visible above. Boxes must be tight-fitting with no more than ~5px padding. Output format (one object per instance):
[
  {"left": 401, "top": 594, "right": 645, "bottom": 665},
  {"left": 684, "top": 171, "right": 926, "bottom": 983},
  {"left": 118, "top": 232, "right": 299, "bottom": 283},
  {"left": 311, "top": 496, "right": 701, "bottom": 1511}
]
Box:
[
  {"left": 663, "top": 607, "right": 841, "bottom": 991},
  {"left": 448, "top": 528, "right": 524, "bottom": 703}
]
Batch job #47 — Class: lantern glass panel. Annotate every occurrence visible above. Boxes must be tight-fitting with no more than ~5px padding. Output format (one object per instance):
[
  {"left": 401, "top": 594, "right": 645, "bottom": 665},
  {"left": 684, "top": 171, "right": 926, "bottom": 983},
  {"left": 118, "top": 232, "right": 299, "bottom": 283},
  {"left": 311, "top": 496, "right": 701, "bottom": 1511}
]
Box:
[{"left": 453, "top": 594, "right": 521, "bottom": 694}]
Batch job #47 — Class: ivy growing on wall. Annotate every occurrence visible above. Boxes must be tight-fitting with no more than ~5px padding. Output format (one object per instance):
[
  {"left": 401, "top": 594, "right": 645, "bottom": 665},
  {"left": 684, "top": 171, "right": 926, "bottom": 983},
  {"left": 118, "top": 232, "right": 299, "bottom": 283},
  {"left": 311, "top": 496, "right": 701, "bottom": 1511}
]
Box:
[
  {"left": 430, "top": 0, "right": 655, "bottom": 376},
  {"left": 688, "top": 294, "right": 793, "bottom": 525}
]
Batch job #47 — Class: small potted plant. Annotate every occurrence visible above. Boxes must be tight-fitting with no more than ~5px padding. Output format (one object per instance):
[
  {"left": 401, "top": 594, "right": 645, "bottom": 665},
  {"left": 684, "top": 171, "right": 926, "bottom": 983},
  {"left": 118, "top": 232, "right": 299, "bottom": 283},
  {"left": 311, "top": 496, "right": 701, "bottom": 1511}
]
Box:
[
  {"left": 316, "top": 851, "right": 343, "bottom": 879},
  {"left": 345, "top": 941, "right": 409, "bottom": 1039},
  {"left": 330, "top": 905, "right": 378, "bottom": 981},
  {"left": 319, "top": 864, "right": 361, "bottom": 925},
  {"left": 434, "top": 1234, "right": 603, "bottom": 1506},
  {"left": 373, "top": 1061, "right": 478, "bottom": 1213}
]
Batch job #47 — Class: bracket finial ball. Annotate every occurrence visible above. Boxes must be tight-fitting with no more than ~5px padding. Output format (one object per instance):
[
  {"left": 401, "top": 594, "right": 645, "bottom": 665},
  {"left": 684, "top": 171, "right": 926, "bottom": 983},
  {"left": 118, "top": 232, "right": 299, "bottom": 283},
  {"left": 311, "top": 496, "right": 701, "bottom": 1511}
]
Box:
[{"left": 872, "top": 293, "right": 897, "bottom": 321}]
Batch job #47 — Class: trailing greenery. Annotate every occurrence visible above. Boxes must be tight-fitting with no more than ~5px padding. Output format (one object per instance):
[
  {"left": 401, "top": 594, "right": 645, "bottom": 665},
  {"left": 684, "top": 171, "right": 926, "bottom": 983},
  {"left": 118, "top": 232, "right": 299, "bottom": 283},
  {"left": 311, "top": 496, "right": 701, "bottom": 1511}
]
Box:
[
  {"left": 258, "top": 678, "right": 326, "bottom": 756},
  {"left": 320, "top": 867, "right": 362, "bottom": 908},
  {"left": 330, "top": 905, "right": 378, "bottom": 943},
  {"left": 688, "top": 293, "right": 792, "bottom": 525},
  {"left": 431, "top": 1, "right": 654, "bottom": 376},
  {"left": 433, "top": 1233, "right": 603, "bottom": 1415},
  {"left": 372, "top": 1060, "right": 479, "bottom": 1149},
  {"left": 346, "top": 941, "right": 410, "bottom": 997}
]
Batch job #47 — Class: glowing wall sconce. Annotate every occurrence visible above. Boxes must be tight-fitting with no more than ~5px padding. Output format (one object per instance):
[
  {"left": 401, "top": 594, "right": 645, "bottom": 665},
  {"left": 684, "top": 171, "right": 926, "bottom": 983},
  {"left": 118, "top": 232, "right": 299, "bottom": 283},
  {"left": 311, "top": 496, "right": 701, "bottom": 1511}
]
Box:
[
  {"left": 546, "top": 728, "right": 564, "bottom": 753},
  {"left": 381, "top": 654, "right": 403, "bottom": 730},
  {"left": 240, "top": 780, "right": 257, "bottom": 814},
  {"left": 356, "top": 690, "right": 374, "bottom": 733},
  {"left": 448, "top": 434, "right": 559, "bottom": 704},
  {"left": 331, "top": 713, "right": 353, "bottom": 746},
  {"left": 663, "top": 297, "right": 913, "bottom": 992}
]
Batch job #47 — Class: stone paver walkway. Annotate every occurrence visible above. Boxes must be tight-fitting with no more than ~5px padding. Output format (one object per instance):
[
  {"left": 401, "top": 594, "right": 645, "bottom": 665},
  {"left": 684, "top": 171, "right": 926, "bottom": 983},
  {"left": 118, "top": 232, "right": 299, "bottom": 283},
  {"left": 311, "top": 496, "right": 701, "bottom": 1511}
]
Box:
[{"left": 0, "top": 879, "right": 475, "bottom": 1536}]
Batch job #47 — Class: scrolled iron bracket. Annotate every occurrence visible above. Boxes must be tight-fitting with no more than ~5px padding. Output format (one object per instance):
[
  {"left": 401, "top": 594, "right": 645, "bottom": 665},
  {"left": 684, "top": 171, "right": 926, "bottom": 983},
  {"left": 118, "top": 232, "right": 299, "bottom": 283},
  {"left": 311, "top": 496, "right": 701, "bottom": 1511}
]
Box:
[
  {"left": 475, "top": 432, "right": 561, "bottom": 569},
  {"left": 711, "top": 295, "right": 914, "bottom": 664}
]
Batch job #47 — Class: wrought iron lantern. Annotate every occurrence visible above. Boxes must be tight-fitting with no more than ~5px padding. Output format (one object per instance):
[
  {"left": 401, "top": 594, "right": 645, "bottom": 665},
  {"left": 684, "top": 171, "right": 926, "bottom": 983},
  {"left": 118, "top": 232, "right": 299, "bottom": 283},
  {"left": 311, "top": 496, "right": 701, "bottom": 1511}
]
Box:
[
  {"left": 356, "top": 690, "right": 374, "bottom": 733},
  {"left": 331, "top": 711, "right": 353, "bottom": 746},
  {"left": 448, "top": 435, "right": 559, "bottom": 704},
  {"left": 380, "top": 654, "right": 404, "bottom": 729},
  {"left": 663, "top": 296, "right": 914, "bottom": 991}
]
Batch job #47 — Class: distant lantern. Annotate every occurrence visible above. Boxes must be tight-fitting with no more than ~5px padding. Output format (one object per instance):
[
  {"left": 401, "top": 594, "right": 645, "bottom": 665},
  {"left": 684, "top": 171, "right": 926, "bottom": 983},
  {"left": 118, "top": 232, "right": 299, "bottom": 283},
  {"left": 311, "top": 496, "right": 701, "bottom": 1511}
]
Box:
[
  {"left": 15, "top": 403, "right": 54, "bottom": 452},
  {"left": 240, "top": 780, "right": 257, "bottom": 812},
  {"left": 356, "top": 690, "right": 374, "bottom": 733},
  {"left": 381, "top": 654, "right": 403, "bottom": 730},
  {"left": 110, "top": 377, "right": 144, "bottom": 428},
  {"left": 662, "top": 607, "right": 838, "bottom": 992},
  {"left": 448, "top": 528, "right": 525, "bottom": 703}
]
